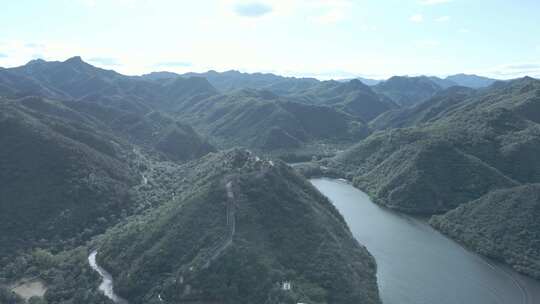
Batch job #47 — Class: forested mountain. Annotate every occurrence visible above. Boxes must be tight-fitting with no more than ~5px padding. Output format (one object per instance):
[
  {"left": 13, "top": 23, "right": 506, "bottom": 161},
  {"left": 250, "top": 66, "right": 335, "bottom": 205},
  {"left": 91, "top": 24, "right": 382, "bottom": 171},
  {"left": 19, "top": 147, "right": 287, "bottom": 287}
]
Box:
[
  {"left": 139, "top": 71, "right": 180, "bottom": 81},
  {"left": 370, "top": 86, "right": 476, "bottom": 130},
  {"left": 0, "top": 58, "right": 375, "bottom": 156},
  {"left": 373, "top": 76, "right": 443, "bottom": 107},
  {"left": 288, "top": 79, "right": 398, "bottom": 121},
  {"left": 0, "top": 57, "right": 218, "bottom": 110},
  {"left": 182, "top": 70, "right": 320, "bottom": 93},
  {"left": 0, "top": 97, "right": 138, "bottom": 261},
  {"left": 427, "top": 76, "right": 458, "bottom": 89},
  {"left": 431, "top": 184, "right": 540, "bottom": 279},
  {"left": 356, "top": 77, "right": 382, "bottom": 86},
  {"left": 446, "top": 73, "right": 497, "bottom": 88},
  {"left": 93, "top": 149, "right": 380, "bottom": 304},
  {"left": 161, "top": 87, "right": 369, "bottom": 153},
  {"left": 314, "top": 77, "right": 540, "bottom": 214},
  {"left": 291, "top": 77, "right": 540, "bottom": 278},
  {"left": 5, "top": 0, "right": 540, "bottom": 300},
  {"left": 0, "top": 57, "right": 385, "bottom": 304},
  {"left": 1, "top": 149, "right": 382, "bottom": 303},
  {"left": 2, "top": 54, "right": 539, "bottom": 303},
  {"left": 337, "top": 77, "right": 382, "bottom": 86}
]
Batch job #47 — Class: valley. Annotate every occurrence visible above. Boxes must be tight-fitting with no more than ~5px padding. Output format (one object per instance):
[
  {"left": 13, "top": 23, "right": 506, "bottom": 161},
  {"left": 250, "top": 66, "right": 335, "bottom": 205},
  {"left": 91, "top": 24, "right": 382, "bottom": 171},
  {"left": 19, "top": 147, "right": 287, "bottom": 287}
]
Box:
[
  {"left": 312, "top": 178, "right": 540, "bottom": 304},
  {"left": 1, "top": 56, "right": 539, "bottom": 304}
]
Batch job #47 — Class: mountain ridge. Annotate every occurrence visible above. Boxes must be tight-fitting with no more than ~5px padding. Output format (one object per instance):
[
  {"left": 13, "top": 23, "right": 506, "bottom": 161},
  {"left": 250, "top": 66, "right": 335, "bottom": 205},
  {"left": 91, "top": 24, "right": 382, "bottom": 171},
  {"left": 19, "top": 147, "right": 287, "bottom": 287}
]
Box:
[{"left": 94, "top": 149, "right": 381, "bottom": 304}]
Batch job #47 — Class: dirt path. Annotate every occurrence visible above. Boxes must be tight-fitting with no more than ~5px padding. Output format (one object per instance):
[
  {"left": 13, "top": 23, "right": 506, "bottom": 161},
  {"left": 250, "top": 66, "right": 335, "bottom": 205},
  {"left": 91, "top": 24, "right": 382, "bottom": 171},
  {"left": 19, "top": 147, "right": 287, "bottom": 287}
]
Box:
[{"left": 10, "top": 278, "right": 47, "bottom": 300}]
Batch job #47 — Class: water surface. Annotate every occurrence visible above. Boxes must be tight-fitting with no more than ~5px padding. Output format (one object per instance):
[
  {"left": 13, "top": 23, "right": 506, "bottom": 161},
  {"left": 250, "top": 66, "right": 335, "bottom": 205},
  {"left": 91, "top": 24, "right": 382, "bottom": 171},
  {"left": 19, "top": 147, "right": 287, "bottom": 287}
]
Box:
[
  {"left": 311, "top": 178, "right": 540, "bottom": 304},
  {"left": 88, "top": 251, "right": 129, "bottom": 304}
]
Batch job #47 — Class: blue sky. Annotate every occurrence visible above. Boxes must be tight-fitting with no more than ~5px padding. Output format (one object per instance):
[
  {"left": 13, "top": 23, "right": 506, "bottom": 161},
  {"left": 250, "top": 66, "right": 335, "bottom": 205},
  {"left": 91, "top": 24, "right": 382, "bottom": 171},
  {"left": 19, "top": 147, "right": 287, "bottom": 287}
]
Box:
[{"left": 1, "top": 0, "right": 539, "bottom": 79}]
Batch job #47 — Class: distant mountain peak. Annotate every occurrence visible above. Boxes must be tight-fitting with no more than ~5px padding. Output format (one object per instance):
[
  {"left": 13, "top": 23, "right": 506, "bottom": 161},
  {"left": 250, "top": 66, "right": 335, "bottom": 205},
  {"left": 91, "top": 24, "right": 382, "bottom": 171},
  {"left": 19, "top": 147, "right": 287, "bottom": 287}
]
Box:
[
  {"left": 140, "top": 71, "right": 180, "bottom": 81},
  {"left": 341, "top": 78, "right": 372, "bottom": 92},
  {"left": 27, "top": 58, "right": 46, "bottom": 65},
  {"left": 356, "top": 77, "right": 382, "bottom": 86},
  {"left": 348, "top": 78, "right": 364, "bottom": 85},
  {"left": 223, "top": 69, "right": 243, "bottom": 75},
  {"left": 64, "top": 56, "right": 85, "bottom": 65},
  {"left": 374, "top": 75, "right": 442, "bottom": 107},
  {"left": 504, "top": 76, "right": 540, "bottom": 91},
  {"left": 445, "top": 74, "right": 496, "bottom": 88}
]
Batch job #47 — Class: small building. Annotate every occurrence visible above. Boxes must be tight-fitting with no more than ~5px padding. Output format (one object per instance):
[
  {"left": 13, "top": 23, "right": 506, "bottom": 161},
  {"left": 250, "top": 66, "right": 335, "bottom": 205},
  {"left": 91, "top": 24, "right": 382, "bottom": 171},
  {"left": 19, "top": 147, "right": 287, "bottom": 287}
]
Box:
[{"left": 282, "top": 281, "right": 292, "bottom": 291}]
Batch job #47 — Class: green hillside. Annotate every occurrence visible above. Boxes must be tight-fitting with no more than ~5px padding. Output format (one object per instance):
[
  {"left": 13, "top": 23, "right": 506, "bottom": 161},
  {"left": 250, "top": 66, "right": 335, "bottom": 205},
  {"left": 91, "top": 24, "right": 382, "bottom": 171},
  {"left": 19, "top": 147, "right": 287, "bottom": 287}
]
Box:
[
  {"left": 318, "top": 77, "right": 540, "bottom": 213},
  {"left": 373, "top": 76, "right": 442, "bottom": 107},
  {"left": 0, "top": 58, "right": 375, "bottom": 156},
  {"left": 289, "top": 79, "right": 398, "bottom": 121},
  {"left": 431, "top": 184, "right": 540, "bottom": 279},
  {"left": 370, "top": 86, "right": 475, "bottom": 130},
  {"left": 176, "top": 89, "right": 370, "bottom": 152},
  {"left": 93, "top": 150, "right": 381, "bottom": 304},
  {"left": 0, "top": 98, "right": 138, "bottom": 260}
]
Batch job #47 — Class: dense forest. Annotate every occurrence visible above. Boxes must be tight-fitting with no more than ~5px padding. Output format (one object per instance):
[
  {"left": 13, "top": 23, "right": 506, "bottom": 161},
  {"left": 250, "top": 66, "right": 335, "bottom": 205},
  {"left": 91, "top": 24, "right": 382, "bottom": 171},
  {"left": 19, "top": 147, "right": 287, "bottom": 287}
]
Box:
[
  {"left": 299, "top": 76, "right": 540, "bottom": 277},
  {"left": 0, "top": 58, "right": 387, "bottom": 304},
  {"left": 1, "top": 56, "right": 539, "bottom": 303}
]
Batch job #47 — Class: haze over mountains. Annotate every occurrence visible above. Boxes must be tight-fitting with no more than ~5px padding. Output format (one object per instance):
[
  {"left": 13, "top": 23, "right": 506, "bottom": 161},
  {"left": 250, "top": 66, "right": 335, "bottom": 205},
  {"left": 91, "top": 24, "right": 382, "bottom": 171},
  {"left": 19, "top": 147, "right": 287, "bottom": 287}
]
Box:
[{"left": 1, "top": 56, "right": 539, "bottom": 303}]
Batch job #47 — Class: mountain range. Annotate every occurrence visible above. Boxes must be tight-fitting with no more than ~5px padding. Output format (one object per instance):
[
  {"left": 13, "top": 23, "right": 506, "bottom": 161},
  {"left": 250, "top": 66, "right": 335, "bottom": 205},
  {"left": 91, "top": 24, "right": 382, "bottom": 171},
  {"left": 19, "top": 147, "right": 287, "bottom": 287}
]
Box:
[
  {"left": 0, "top": 58, "right": 386, "bottom": 304},
  {"left": 346, "top": 74, "right": 497, "bottom": 89},
  {"left": 1, "top": 56, "right": 539, "bottom": 303},
  {"left": 300, "top": 76, "right": 540, "bottom": 278}
]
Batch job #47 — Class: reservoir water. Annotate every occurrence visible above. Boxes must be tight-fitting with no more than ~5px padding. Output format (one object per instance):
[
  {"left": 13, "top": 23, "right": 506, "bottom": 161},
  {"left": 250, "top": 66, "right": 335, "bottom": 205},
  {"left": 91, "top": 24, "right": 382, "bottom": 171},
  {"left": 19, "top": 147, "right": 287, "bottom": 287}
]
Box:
[{"left": 311, "top": 178, "right": 540, "bottom": 304}]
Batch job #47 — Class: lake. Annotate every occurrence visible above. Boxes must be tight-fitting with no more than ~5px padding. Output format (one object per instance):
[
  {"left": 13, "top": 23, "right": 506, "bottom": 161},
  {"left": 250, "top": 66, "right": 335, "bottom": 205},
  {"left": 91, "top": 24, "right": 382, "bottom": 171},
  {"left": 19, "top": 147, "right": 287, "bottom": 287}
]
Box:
[{"left": 311, "top": 178, "right": 540, "bottom": 304}]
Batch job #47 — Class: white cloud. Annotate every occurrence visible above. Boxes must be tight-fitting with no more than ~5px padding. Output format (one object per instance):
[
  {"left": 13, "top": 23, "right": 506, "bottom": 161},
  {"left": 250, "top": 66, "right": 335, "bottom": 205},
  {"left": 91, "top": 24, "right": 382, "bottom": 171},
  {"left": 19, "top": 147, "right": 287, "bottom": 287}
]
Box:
[
  {"left": 484, "top": 62, "right": 540, "bottom": 79},
  {"left": 436, "top": 16, "right": 450, "bottom": 22},
  {"left": 458, "top": 28, "right": 471, "bottom": 33},
  {"left": 220, "top": 0, "right": 351, "bottom": 17},
  {"left": 88, "top": 57, "right": 122, "bottom": 66},
  {"left": 234, "top": 2, "right": 273, "bottom": 17},
  {"left": 221, "top": 0, "right": 355, "bottom": 22},
  {"left": 410, "top": 14, "right": 424, "bottom": 23},
  {"left": 420, "top": 0, "right": 452, "bottom": 5}
]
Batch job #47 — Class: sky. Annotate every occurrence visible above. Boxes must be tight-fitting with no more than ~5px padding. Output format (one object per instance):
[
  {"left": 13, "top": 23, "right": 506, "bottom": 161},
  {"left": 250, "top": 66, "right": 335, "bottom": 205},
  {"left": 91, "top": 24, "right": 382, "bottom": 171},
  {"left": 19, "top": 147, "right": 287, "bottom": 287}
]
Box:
[{"left": 1, "top": 0, "right": 539, "bottom": 80}]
